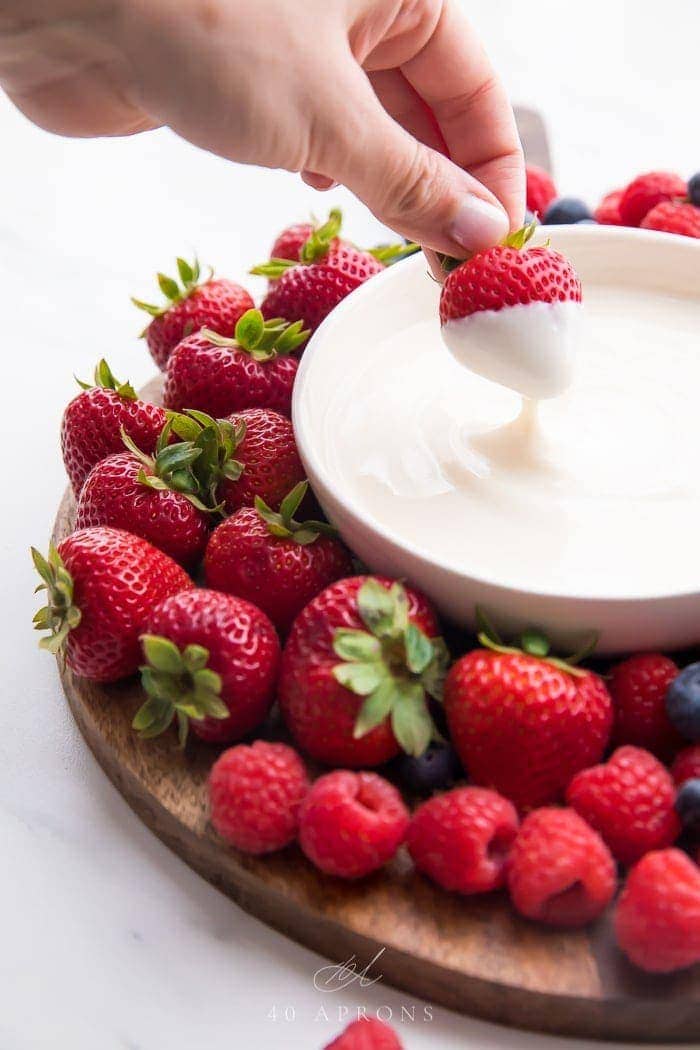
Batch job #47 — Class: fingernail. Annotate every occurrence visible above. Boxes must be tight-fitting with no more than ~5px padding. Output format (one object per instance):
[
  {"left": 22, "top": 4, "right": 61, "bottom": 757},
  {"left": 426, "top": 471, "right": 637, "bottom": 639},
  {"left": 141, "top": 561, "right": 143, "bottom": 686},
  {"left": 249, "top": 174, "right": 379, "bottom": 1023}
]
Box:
[{"left": 450, "top": 196, "right": 509, "bottom": 251}]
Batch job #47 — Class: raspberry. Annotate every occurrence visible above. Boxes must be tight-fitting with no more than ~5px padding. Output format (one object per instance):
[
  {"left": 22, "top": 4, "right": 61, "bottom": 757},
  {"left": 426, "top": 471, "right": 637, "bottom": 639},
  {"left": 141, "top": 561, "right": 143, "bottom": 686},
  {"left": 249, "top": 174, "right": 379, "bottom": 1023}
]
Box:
[
  {"left": 671, "top": 744, "right": 700, "bottom": 786},
  {"left": 208, "top": 741, "right": 309, "bottom": 854},
  {"left": 619, "top": 171, "right": 687, "bottom": 226},
  {"left": 566, "top": 746, "right": 680, "bottom": 866},
  {"left": 299, "top": 771, "right": 409, "bottom": 878},
  {"left": 525, "top": 164, "right": 557, "bottom": 218},
  {"left": 641, "top": 200, "right": 700, "bottom": 239},
  {"left": 407, "top": 787, "right": 519, "bottom": 894},
  {"left": 324, "top": 1017, "right": 403, "bottom": 1050},
  {"left": 593, "top": 188, "right": 624, "bottom": 225},
  {"left": 608, "top": 653, "right": 682, "bottom": 758},
  {"left": 507, "top": 808, "right": 616, "bottom": 927},
  {"left": 614, "top": 849, "right": 700, "bottom": 972}
]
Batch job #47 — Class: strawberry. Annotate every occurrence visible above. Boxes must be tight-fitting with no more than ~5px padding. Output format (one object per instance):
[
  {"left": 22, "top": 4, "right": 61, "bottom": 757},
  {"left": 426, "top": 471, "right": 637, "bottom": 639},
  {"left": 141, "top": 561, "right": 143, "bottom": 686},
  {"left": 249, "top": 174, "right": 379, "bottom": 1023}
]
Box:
[
  {"left": 204, "top": 481, "right": 353, "bottom": 633},
  {"left": 61, "top": 359, "right": 167, "bottom": 495},
  {"left": 444, "top": 615, "right": 612, "bottom": 810},
  {"left": 640, "top": 200, "right": 700, "bottom": 238},
  {"left": 525, "top": 164, "right": 557, "bottom": 218},
  {"left": 135, "top": 589, "right": 280, "bottom": 745},
  {"left": 167, "top": 407, "right": 305, "bottom": 515},
  {"left": 439, "top": 221, "right": 582, "bottom": 326},
  {"left": 618, "top": 171, "right": 687, "bottom": 227},
  {"left": 270, "top": 221, "right": 315, "bottom": 264},
  {"left": 132, "top": 257, "right": 254, "bottom": 371},
  {"left": 278, "top": 576, "right": 448, "bottom": 767},
  {"left": 252, "top": 209, "right": 389, "bottom": 334},
  {"left": 162, "top": 308, "right": 307, "bottom": 418},
  {"left": 32, "top": 527, "right": 191, "bottom": 681},
  {"left": 75, "top": 426, "right": 211, "bottom": 568},
  {"left": 594, "top": 188, "right": 624, "bottom": 225}
]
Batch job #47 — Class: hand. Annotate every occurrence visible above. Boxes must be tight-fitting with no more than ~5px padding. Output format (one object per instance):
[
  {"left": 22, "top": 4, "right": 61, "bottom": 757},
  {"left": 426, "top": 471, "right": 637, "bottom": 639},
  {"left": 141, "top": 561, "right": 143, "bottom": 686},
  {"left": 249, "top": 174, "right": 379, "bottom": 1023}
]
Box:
[{"left": 0, "top": 0, "right": 523, "bottom": 254}]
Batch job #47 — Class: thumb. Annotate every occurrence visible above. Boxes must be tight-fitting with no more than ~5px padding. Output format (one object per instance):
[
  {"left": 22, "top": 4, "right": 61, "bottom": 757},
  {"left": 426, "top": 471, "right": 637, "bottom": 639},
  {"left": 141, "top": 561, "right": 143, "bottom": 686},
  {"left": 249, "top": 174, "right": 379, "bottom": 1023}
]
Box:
[{"left": 316, "top": 71, "right": 509, "bottom": 256}]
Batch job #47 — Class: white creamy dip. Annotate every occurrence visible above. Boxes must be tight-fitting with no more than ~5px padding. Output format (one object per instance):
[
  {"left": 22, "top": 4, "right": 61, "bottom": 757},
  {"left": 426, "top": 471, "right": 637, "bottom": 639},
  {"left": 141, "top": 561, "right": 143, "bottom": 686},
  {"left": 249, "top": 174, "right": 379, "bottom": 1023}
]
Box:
[{"left": 320, "top": 285, "right": 700, "bottom": 598}]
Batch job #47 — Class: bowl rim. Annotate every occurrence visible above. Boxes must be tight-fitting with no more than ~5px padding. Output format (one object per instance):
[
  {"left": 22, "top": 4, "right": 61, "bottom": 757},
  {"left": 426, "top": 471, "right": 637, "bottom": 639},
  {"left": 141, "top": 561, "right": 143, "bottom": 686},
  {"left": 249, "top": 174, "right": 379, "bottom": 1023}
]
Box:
[{"left": 292, "top": 224, "right": 700, "bottom": 605}]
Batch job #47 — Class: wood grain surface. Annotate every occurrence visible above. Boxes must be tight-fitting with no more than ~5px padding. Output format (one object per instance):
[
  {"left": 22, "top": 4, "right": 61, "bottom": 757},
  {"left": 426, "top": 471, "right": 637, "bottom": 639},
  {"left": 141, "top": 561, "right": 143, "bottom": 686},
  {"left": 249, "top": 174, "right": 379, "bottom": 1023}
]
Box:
[{"left": 49, "top": 115, "right": 699, "bottom": 1042}]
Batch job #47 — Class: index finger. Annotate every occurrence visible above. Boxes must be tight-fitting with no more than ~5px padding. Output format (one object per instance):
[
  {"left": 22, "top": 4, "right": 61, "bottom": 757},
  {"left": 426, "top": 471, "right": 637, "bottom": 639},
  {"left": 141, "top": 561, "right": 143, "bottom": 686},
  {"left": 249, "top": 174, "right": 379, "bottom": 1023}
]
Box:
[{"left": 400, "top": 1, "right": 525, "bottom": 229}]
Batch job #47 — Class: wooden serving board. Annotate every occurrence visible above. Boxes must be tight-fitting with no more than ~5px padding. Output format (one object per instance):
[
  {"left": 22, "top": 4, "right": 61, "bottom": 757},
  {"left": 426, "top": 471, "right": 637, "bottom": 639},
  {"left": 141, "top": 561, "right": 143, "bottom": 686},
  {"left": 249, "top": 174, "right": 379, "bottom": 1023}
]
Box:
[
  {"left": 50, "top": 118, "right": 699, "bottom": 1041},
  {"left": 53, "top": 477, "right": 700, "bottom": 1045}
]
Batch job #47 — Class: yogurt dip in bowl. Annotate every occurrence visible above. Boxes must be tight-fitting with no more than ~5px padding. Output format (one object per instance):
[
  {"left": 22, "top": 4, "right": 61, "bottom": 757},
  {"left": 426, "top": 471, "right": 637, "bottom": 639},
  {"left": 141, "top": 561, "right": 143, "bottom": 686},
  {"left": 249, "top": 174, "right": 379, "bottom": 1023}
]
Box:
[{"left": 293, "top": 226, "right": 700, "bottom": 653}]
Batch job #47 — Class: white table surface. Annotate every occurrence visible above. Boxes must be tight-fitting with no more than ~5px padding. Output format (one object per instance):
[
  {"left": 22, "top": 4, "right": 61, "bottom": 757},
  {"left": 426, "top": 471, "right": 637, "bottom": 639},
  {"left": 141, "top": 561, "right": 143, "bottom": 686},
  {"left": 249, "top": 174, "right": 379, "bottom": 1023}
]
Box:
[{"left": 2, "top": 1, "right": 696, "bottom": 1046}]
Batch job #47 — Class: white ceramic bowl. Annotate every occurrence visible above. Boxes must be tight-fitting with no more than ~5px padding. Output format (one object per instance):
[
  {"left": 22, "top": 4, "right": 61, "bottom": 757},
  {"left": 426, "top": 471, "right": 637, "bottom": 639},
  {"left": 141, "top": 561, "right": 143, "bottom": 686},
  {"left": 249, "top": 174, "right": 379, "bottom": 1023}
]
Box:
[{"left": 293, "top": 226, "right": 700, "bottom": 654}]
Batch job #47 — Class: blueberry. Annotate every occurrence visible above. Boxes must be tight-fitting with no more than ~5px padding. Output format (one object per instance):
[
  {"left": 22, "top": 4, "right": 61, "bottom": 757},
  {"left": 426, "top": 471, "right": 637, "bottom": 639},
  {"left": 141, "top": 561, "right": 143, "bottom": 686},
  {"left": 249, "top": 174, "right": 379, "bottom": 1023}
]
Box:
[
  {"left": 576, "top": 218, "right": 598, "bottom": 224},
  {"left": 524, "top": 209, "right": 540, "bottom": 225},
  {"left": 666, "top": 662, "right": 700, "bottom": 741},
  {"left": 688, "top": 172, "right": 700, "bottom": 206},
  {"left": 398, "top": 743, "right": 463, "bottom": 795},
  {"left": 543, "top": 197, "right": 593, "bottom": 225},
  {"left": 675, "top": 778, "right": 700, "bottom": 835}
]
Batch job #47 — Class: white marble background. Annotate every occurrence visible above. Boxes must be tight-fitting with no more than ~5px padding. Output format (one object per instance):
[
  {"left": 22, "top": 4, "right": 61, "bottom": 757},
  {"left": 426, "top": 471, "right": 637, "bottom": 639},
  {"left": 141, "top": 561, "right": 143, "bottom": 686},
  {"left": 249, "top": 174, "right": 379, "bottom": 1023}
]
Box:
[{"left": 2, "top": 1, "right": 697, "bottom": 1046}]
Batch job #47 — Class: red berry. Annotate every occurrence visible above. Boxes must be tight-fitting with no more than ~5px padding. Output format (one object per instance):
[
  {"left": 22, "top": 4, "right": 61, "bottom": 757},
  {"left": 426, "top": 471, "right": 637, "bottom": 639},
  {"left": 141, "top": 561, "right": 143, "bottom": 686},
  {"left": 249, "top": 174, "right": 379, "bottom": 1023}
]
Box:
[
  {"left": 641, "top": 200, "right": 700, "bottom": 238},
  {"left": 162, "top": 312, "right": 305, "bottom": 419},
  {"left": 76, "top": 451, "right": 209, "bottom": 568},
  {"left": 134, "top": 257, "right": 254, "bottom": 371},
  {"left": 208, "top": 741, "right": 309, "bottom": 854},
  {"left": 32, "top": 527, "right": 192, "bottom": 682},
  {"left": 299, "top": 770, "right": 409, "bottom": 879},
  {"left": 204, "top": 488, "right": 353, "bottom": 634},
  {"left": 407, "top": 787, "right": 519, "bottom": 894},
  {"left": 61, "top": 361, "right": 166, "bottom": 495},
  {"left": 324, "top": 1017, "right": 403, "bottom": 1050},
  {"left": 270, "top": 221, "right": 314, "bottom": 264},
  {"left": 566, "top": 746, "right": 680, "bottom": 866},
  {"left": 608, "top": 653, "right": 682, "bottom": 758},
  {"left": 619, "top": 171, "right": 687, "bottom": 227},
  {"left": 439, "top": 234, "right": 581, "bottom": 325},
  {"left": 279, "top": 577, "right": 445, "bottom": 768},
  {"left": 593, "top": 188, "right": 624, "bottom": 225},
  {"left": 671, "top": 744, "right": 700, "bottom": 786},
  {"left": 445, "top": 650, "right": 612, "bottom": 810},
  {"left": 220, "top": 408, "right": 305, "bottom": 514},
  {"left": 141, "top": 589, "right": 280, "bottom": 744},
  {"left": 507, "top": 807, "right": 616, "bottom": 927},
  {"left": 525, "top": 164, "right": 557, "bottom": 218},
  {"left": 260, "top": 244, "right": 384, "bottom": 334},
  {"left": 614, "top": 849, "right": 700, "bottom": 972}
]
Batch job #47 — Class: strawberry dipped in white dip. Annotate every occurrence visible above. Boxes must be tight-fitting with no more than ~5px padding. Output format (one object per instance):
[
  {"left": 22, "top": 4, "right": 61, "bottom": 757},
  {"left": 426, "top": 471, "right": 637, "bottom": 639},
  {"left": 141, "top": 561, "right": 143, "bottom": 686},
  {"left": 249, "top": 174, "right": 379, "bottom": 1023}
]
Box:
[{"left": 438, "top": 222, "right": 583, "bottom": 400}]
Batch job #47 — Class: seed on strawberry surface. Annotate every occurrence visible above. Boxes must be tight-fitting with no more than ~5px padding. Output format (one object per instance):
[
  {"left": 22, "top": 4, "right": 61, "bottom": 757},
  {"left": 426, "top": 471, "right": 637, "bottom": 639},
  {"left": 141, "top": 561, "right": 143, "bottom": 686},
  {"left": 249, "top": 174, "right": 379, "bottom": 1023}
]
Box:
[
  {"left": 507, "top": 807, "right": 616, "bottom": 927},
  {"left": 31, "top": 527, "right": 192, "bottom": 682},
  {"left": 136, "top": 589, "right": 280, "bottom": 745},
  {"left": 209, "top": 741, "right": 309, "bottom": 854},
  {"left": 61, "top": 359, "right": 167, "bottom": 495},
  {"left": 299, "top": 770, "right": 409, "bottom": 879},
  {"left": 407, "top": 787, "right": 519, "bottom": 895},
  {"left": 204, "top": 481, "right": 353, "bottom": 633},
  {"left": 132, "top": 256, "right": 254, "bottom": 371}
]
